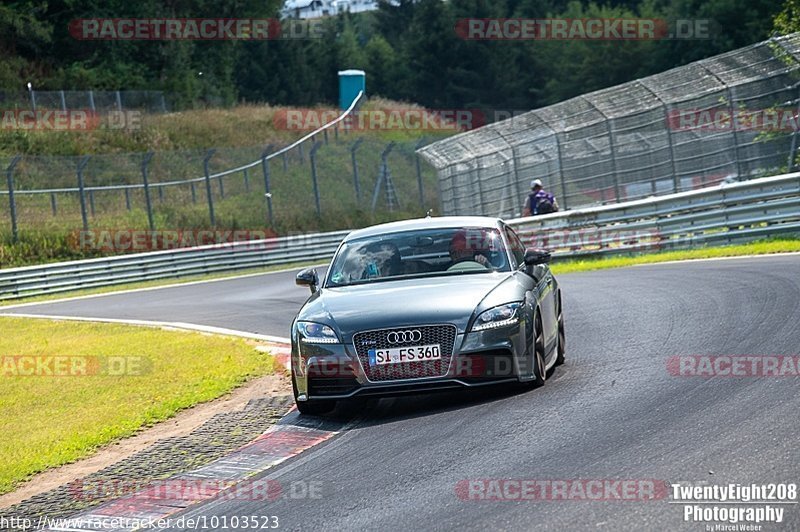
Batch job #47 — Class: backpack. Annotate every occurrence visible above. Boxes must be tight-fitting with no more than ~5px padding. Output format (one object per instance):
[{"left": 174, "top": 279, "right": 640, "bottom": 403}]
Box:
[{"left": 529, "top": 191, "right": 556, "bottom": 215}]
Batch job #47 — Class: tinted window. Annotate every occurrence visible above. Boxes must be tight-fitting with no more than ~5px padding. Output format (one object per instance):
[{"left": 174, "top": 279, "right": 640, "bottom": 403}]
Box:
[
  {"left": 505, "top": 226, "right": 526, "bottom": 267},
  {"left": 326, "top": 227, "right": 510, "bottom": 287}
]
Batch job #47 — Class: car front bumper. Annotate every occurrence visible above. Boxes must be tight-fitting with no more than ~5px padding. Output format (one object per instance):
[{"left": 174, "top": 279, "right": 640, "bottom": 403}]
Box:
[{"left": 292, "top": 322, "right": 528, "bottom": 401}]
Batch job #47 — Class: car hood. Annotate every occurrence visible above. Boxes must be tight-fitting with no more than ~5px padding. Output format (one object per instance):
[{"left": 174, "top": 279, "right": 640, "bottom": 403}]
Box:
[{"left": 296, "top": 272, "right": 524, "bottom": 338}]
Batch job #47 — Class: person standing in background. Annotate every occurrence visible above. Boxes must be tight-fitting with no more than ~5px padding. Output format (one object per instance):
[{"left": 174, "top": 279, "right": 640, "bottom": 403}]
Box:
[{"left": 522, "top": 179, "right": 559, "bottom": 216}]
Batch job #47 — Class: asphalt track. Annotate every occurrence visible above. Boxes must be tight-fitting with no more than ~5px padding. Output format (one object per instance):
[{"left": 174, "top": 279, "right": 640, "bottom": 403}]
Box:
[{"left": 7, "top": 255, "right": 800, "bottom": 530}]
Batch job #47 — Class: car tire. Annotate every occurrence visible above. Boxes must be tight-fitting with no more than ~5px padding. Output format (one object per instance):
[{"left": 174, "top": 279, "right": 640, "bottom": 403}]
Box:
[
  {"left": 555, "top": 294, "right": 566, "bottom": 366},
  {"left": 292, "top": 373, "right": 337, "bottom": 416}
]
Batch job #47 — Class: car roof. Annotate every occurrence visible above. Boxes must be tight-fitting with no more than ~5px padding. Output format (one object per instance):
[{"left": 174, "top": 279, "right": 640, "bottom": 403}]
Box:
[{"left": 343, "top": 216, "right": 504, "bottom": 242}]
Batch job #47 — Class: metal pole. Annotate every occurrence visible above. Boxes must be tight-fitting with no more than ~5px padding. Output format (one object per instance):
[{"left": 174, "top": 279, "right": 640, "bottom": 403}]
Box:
[
  {"left": 554, "top": 132, "right": 568, "bottom": 210},
  {"left": 309, "top": 141, "right": 323, "bottom": 217},
  {"left": 350, "top": 138, "right": 363, "bottom": 203},
  {"left": 158, "top": 185, "right": 164, "bottom": 203},
  {"left": 124, "top": 188, "right": 131, "bottom": 210},
  {"left": 371, "top": 142, "right": 396, "bottom": 212},
  {"left": 60, "top": 90, "right": 67, "bottom": 112},
  {"left": 190, "top": 182, "right": 197, "bottom": 204},
  {"left": 5, "top": 156, "right": 21, "bottom": 243},
  {"left": 415, "top": 138, "right": 426, "bottom": 209},
  {"left": 605, "top": 119, "right": 622, "bottom": 203},
  {"left": 88, "top": 90, "right": 95, "bottom": 112},
  {"left": 141, "top": 152, "right": 155, "bottom": 231},
  {"left": 50, "top": 193, "right": 57, "bottom": 216},
  {"left": 243, "top": 168, "right": 250, "bottom": 192},
  {"left": 76, "top": 156, "right": 91, "bottom": 231},
  {"left": 30, "top": 90, "right": 36, "bottom": 112},
  {"left": 115, "top": 90, "right": 122, "bottom": 112},
  {"left": 261, "top": 144, "right": 275, "bottom": 227},
  {"left": 203, "top": 149, "right": 217, "bottom": 227}
]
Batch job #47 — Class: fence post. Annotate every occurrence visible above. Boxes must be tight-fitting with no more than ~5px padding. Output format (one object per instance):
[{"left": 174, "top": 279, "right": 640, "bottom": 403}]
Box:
[
  {"left": 158, "top": 186, "right": 164, "bottom": 203},
  {"left": 115, "top": 90, "right": 122, "bottom": 112},
  {"left": 298, "top": 143, "right": 305, "bottom": 164},
  {"left": 323, "top": 128, "right": 329, "bottom": 145},
  {"left": 415, "top": 138, "right": 426, "bottom": 209},
  {"left": 124, "top": 188, "right": 131, "bottom": 210},
  {"left": 371, "top": 142, "right": 396, "bottom": 212},
  {"left": 243, "top": 168, "right": 250, "bottom": 192},
  {"left": 282, "top": 152, "right": 288, "bottom": 172},
  {"left": 554, "top": 133, "right": 568, "bottom": 210},
  {"left": 203, "top": 149, "right": 217, "bottom": 227},
  {"left": 309, "top": 141, "right": 323, "bottom": 217},
  {"left": 50, "top": 193, "right": 57, "bottom": 216},
  {"left": 30, "top": 89, "right": 36, "bottom": 112},
  {"left": 76, "top": 156, "right": 91, "bottom": 232},
  {"left": 5, "top": 156, "right": 21, "bottom": 243},
  {"left": 60, "top": 90, "right": 67, "bottom": 112},
  {"left": 605, "top": 119, "right": 622, "bottom": 203},
  {"left": 261, "top": 144, "right": 275, "bottom": 227},
  {"left": 141, "top": 152, "right": 155, "bottom": 232},
  {"left": 190, "top": 182, "right": 197, "bottom": 204},
  {"left": 88, "top": 90, "right": 95, "bottom": 112},
  {"left": 218, "top": 171, "right": 225, "bottom": 198},
  {"left": 350, "top": 138, "right": 363, "bottom": 203}
]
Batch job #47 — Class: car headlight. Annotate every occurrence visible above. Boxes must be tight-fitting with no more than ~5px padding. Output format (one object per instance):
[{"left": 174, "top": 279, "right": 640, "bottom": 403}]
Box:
[
  {"left": 296, "top": 321, "right": 340, "bottom": 344},
  {"left": 472, "top": 302, "right": 522, "bottom": 331}
]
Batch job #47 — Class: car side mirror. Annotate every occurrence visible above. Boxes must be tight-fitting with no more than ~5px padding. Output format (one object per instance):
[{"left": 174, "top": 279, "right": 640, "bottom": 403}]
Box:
[
  {"left": 296, "top": 268, "right": 319, "bottom": 293},
  {"left": 524, "top": 249, "right": 551, "bottom": 266}
]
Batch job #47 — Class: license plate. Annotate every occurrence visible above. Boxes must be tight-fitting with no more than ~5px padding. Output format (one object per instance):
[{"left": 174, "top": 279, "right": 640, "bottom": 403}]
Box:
[{"left": 368, "top": 344, "right": 441, "bottom": 366}]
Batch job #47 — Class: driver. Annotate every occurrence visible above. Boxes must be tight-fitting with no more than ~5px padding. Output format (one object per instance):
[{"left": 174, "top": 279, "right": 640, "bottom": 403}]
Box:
[{"left": 448, "top": 230, "right": 490, "bottom": 268}]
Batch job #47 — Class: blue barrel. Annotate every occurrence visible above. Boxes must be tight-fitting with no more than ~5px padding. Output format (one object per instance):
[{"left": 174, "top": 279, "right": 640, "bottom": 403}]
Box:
[{"left": 339, "top": 70, "right": 366, "bottom": 110}]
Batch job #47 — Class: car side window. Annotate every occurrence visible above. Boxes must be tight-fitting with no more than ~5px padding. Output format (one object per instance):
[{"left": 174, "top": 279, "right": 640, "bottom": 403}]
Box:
[{"left": 504, "top": 226, "right": 526, "bottom": 267}]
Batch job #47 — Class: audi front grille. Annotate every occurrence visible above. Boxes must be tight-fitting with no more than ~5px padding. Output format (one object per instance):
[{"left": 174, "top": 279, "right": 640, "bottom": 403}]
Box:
[{"left": 352, "top": 325, "right": 458, "bottom": 382}]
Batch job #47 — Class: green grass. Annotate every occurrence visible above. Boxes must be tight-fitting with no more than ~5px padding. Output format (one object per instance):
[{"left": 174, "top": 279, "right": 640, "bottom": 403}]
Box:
[
  {"left": 0, "top": 99, "right": 450, "bottom": 268},
  {"left": 550, "top": 238, "right": 800, "bottom": 275},
  {"left": 0, "top": 317, "right": 279, "bottom": 495}
]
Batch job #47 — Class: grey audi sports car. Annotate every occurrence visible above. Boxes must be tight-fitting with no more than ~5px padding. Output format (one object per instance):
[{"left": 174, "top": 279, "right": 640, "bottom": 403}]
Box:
[{"left": 291, "top": 216, "right": 565, "bottom": 414}]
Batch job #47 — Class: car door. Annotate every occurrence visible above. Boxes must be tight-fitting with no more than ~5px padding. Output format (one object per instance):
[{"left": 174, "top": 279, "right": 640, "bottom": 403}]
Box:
[{"left": 504, "top": 225, "right": 558, "bottom": 356}]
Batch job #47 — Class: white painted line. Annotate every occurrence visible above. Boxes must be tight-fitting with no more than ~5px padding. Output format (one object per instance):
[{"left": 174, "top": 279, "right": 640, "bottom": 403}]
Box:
[
  {"left": 0, "top": 312, "right": 291, "bottom": 345},
  {"left": 628, "top": 250, "right": 800, "bottom": 268},
  {"left": 0, "top": 262, "right": 328, "bottom": 311}
]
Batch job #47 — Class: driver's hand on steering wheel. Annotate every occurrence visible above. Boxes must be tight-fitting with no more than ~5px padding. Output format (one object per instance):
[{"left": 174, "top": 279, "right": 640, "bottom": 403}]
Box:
[{"left": 474, "top": 254, "right": 490, "bottom": 266}]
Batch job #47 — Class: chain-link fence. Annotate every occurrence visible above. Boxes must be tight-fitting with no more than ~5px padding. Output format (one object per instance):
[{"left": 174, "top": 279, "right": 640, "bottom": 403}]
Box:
[
  {"left": 419, "top": 33, "right": 800, "bottom": 218},
  {"left": 0, "top": 127, "right": 438, "bottom": 249},
  {"left": 0, "top": 90, "right": 168, "bottom": 113}
]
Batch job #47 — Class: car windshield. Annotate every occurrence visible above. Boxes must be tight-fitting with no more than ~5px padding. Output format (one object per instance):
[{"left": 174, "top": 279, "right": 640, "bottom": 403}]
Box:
[{"left": 326, "top": 227, "right": 510, "bottom": 287}]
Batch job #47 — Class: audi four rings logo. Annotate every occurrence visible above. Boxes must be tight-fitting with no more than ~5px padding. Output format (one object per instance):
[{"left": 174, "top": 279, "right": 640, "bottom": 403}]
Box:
[{"left": 387, "top": 330, "right": 422, "bottom": 344}]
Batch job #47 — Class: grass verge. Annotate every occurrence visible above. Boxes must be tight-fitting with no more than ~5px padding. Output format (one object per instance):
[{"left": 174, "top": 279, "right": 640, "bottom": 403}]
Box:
[
  {"left": 550, "top": 238, "right": 800, "bottom": 275},
  {"left": 0, "top": 317, "right": 278, "bottom": 495}
]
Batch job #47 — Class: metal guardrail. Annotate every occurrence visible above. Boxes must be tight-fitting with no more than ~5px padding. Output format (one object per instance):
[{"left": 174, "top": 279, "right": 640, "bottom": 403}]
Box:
[{"left": 1, "top": 172, "right": 798, "bottom": 301}]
